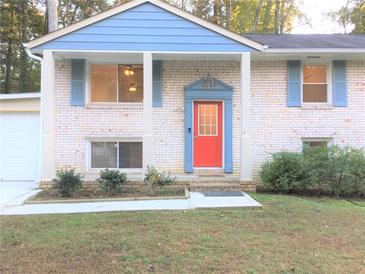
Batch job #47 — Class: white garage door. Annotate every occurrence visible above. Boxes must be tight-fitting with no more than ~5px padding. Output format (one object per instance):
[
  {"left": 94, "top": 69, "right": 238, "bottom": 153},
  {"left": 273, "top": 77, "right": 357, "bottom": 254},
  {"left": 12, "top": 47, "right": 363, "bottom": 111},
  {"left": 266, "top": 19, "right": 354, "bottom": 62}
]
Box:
[{"left": 0, "top": 112, "right": 40, "bottom": 181}]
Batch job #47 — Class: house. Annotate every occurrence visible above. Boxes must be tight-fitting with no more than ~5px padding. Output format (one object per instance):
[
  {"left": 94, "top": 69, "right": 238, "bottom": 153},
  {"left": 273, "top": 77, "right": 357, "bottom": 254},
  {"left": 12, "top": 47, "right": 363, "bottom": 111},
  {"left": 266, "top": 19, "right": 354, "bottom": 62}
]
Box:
[
  {"left": 24, "top": 0, "right": 365, "bottom": 190},
  {"left": 0, "top": 93, "right": 40, "bottom": 181}
]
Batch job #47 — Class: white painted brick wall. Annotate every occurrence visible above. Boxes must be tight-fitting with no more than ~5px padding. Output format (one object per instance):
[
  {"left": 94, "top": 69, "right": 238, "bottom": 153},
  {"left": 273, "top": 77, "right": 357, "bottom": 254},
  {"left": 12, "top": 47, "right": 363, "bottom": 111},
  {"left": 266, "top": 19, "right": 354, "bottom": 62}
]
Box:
[
  {"left": 153, "top": 60, "right": 241, "bottom": 175},
  {"left": 54, "top": 60, "right": 241, "bottom": 177},
  {"left": 251, "top": 60, "right": 365, "bottom": 182},
  {"left": 54, "top": 59, "right": 365, "bottom": 183}
]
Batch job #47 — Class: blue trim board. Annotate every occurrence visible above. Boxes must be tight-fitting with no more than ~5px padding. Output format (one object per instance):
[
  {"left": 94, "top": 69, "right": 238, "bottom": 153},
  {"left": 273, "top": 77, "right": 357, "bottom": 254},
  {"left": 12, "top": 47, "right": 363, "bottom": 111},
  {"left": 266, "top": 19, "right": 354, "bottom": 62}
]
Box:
[{"left": 184, "top": 77, "right": 233, "bottom": 173}]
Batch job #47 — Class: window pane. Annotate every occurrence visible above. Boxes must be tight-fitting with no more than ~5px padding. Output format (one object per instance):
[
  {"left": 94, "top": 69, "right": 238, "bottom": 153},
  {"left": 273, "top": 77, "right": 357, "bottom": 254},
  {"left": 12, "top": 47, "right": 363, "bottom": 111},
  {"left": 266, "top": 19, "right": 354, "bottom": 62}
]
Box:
[
  {"left": 91, "top": 142, "right": 117, "bottom": 168},
  {"left": 303, "top": 84, "right": 327, "bottom": 102},
  {"left": 90, "top": 65, "right": 117, "bottom": 102},
  {"left": 118, "top": 65, "right": 143, "bottom": 102},
  {"left": 303, "top": 65, "right": 326, "bottom": 83},
  {"left": 198, "top": 104, "right": 217, "bottom": 136},
  {"left": 303, "top": 141, "right": 328, "bottom": 149},
  {"left": 119, "top": 142, "right": 143, "bottom": 168}
]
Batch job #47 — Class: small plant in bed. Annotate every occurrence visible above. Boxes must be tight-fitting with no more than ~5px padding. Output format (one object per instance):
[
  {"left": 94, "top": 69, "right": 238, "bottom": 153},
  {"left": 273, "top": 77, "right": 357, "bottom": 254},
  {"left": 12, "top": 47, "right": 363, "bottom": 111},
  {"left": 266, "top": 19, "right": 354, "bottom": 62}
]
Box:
[
  {"left": 143, "top": 166, "right": 176, "bottom": 189},
  {"left": 53, "top": 168, "right": 83, "bottom": 198},
  {"left": 96, "top": 169, "right": 128, "bottom": 196}
]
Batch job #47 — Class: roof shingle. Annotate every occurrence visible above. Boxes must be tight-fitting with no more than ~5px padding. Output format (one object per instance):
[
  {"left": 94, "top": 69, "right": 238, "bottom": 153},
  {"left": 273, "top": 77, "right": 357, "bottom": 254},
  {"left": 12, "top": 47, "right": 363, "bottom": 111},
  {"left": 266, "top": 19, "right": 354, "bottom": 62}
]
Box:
[{"left": 242, "top": 34, "right": 365, "bottom": 49}]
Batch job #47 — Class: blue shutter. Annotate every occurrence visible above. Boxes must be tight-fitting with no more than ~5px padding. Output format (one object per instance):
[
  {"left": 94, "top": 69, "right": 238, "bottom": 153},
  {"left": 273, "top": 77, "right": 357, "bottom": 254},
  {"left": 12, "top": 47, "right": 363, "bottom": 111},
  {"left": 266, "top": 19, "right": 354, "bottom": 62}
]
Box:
[
  {"left": 332, "top": 60, "right": 347, "bottom": 107},
  {"left": 287, "top": 60, "right": 301, "bottom": 107},
  {"left": 153, "top": 60, "right": 163, "bottom": 107},
  {"left": 71, "top": 59, "right": 85, "bottom": 106}
]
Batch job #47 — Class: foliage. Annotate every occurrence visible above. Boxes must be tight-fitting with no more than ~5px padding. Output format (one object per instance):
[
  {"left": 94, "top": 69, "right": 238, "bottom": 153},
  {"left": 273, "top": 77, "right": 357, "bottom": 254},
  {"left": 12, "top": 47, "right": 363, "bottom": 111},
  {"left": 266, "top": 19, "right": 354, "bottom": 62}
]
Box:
[
  {"left": 0, "top": 0, "right": 45, "bottom": 94},
  {"left": 328, "top": 0, "right": 365, "bottom": 33},
  {"left": 52, "top": 168, "right": 83, "bottom": 197},
  {"left": 96, "top": 169, "right": 128, "bottom": 195},
  {"left": 261, "top": 146, "right": 365, "bottom": 197},
  {"left": 321, "top": 146, "right": 365, "bottom": 197},
  {"left": 260, "top": 151, "right": 307, "bottom": 193},
  {"left": 143, "top": 166, "right": 176, "bottom": 188}
]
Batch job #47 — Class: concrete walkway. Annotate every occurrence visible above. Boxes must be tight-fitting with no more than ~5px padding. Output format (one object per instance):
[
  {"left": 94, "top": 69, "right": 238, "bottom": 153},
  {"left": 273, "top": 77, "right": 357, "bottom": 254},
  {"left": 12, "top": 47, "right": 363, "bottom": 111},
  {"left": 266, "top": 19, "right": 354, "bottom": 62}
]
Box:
[{"left": 0, "top": 182, "right": 261, "bottom": 216}]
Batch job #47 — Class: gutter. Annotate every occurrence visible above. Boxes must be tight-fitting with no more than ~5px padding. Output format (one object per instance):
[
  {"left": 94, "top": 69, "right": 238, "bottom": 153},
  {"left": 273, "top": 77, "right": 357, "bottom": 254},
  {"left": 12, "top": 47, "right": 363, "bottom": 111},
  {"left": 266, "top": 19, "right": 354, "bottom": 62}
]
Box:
[
  {"left": 23, "top": 43, "right": 43, "bottom": 61},
  {"left": 0, "top": 92, "right": 41, "bottom": 100},
  {"left": 262, "top": 48, "right": 365, "bottom": 54}
]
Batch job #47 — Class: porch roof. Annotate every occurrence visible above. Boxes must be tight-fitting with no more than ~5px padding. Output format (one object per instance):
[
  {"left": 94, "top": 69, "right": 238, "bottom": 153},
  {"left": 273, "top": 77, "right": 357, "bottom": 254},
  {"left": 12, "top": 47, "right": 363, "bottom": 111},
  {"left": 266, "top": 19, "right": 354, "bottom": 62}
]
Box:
[{"left": 27, "top": 0, "right": 263, "bottom": 54}]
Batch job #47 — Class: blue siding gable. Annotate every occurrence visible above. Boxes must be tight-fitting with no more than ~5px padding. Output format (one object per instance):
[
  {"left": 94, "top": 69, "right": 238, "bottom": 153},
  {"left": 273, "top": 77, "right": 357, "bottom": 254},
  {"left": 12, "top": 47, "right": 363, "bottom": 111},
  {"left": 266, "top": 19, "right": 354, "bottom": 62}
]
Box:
[{"left": 33, "top": 3, "right": 255, "bottom": 53}]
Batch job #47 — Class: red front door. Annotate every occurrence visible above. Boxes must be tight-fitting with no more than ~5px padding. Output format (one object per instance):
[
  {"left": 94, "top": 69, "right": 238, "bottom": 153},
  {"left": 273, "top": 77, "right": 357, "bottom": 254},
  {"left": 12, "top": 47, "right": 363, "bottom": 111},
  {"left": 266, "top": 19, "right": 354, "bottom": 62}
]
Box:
[{"left": 193, "top": 101, "right": 223, "bottom": 167}]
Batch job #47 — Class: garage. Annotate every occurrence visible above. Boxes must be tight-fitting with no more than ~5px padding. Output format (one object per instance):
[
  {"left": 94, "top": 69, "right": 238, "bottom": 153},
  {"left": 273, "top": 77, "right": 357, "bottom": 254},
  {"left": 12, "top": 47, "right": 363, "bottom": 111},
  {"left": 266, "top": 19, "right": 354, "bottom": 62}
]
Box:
[{"left": 0, "top": 93, "right": 40, "bottom": 182}]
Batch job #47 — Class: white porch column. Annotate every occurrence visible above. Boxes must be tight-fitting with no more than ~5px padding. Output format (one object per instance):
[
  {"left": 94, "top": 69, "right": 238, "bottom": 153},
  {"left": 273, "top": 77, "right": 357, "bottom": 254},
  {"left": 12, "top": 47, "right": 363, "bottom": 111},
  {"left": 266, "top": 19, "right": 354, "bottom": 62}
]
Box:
[
  {"left": 143, "top": 52, "right": 153, "bottom": 172},
  {"left": 40, "top": 51, "right": 56, "bottom": 182},
  {"left": 240, "top": 52, "right": 252, "bottom": 181}
]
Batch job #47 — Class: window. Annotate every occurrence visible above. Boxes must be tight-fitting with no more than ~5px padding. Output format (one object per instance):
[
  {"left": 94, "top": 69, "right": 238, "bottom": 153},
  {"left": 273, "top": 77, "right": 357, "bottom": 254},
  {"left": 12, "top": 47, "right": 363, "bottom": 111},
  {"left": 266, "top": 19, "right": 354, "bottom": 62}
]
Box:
[
  {"left": 90, "top": 64, "right": 143, "bottom": 103},
  {"left": 302, "top": 138, "right": 332, "bottom": 150},
  {"left": 198, "top": 104, "right": 218, "bottom": 136},
  {"left": 303, "top": 65, "right": 327, "bottom": 103},
  {"left": 91, "top": 142, "right": 142, "bottom": 169}
]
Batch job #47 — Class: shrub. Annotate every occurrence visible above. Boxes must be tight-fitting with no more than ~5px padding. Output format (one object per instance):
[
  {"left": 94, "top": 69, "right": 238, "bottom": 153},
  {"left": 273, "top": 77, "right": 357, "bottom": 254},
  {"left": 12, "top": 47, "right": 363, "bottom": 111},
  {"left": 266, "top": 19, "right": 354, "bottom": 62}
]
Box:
[
  {"left": 260, "top": 146, "right": 365, "bottom": 198},
  {"left": 96, "top": 169, "right": 128, "bottom": 195},
  {"left": 260, "top": 151, "right": 307, "bottom": 193},
  {"left": 321, "top": 146, "right": 365, "bottom": 198},
  {"left": 143, "top": 166, "right": 176, "bottom": 189},
  {"left": 302, "top": 146, "right": 329, "bottom": 190},
  {"left": 53, "top": 168, "right": 83, "bottom": 197}
]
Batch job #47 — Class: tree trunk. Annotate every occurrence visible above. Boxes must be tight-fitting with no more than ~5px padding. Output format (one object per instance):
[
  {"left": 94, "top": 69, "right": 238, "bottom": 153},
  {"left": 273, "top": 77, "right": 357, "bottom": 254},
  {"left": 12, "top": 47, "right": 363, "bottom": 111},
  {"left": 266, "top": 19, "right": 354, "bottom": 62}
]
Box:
[
  {"left": 252, "top": 0, "right": 264, "bottom": 32},
  {"left": 263, "top": 0, "right": 273, "bottom": 31},
  {"left": 18, "top": 0, "right": 29, "bottom": 93},
  {"left": 47, "top": 0, "right": 58, "bottom": 32},
  {"left": 4, "top": 42, "right": 12, "bottom": 94},
  {"left": 279, "top": 0, "right": 285, "bottom": 33},
  {"left": 274, "top": 0, "right": 280, "bottom": 33},
  {"left": 225, "top": 0, "right": 232, "bottom": 30}
]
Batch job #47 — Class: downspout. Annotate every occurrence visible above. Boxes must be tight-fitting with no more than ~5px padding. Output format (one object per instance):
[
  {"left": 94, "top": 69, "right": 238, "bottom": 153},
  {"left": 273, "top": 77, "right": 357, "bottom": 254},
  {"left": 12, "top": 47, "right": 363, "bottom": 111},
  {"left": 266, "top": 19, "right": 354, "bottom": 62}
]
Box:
[
  {"left": 23, "top": 42, "right": 43, "bottom": 184},
  {"left": 23, "top": 43, "right": 43, "bottom": 61}
]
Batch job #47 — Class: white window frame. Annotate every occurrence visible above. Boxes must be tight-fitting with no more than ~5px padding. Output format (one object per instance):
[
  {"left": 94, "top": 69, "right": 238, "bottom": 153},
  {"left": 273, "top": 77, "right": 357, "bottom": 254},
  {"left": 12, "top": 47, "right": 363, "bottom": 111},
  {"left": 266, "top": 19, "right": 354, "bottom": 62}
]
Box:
[
  {"left": 87, "top": 137, "right": 143, "bottom": 171},
  {"left": 86, "top": 61, "right": 143, "bottom": 104},
  {"left": 301, "top": 61, "right": 332, "bottom": 105},
  {"left": 302, "top": 137, "right": 333, "bottom": 151}
]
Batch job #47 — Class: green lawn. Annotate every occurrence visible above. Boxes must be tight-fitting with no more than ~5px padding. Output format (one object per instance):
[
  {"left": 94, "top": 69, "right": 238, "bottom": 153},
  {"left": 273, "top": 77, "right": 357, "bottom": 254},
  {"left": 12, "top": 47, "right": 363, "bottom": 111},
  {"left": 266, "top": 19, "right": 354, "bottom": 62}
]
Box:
[{"left": 1, "top": 194, "right": 364, "bottom": 274}]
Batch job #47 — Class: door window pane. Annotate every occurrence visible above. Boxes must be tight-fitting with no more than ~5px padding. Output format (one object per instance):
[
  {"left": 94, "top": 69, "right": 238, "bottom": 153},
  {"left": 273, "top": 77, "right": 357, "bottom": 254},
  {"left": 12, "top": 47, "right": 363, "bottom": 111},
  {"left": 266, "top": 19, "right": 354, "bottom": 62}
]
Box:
[
  {"left": 91, "top": 142, "right": 117, "bottom": 168},
  {"left": 90, "top": 65, "right": 117, "bottom": 102},
  {"left": 198, "top": 104, "right": 218, "bottom": 136},
  {"left": 118, "top": 65, "right": 143, "bottom": 102},
  {"left": 119, "top": 142, "right": 143, "bottom": 168}
]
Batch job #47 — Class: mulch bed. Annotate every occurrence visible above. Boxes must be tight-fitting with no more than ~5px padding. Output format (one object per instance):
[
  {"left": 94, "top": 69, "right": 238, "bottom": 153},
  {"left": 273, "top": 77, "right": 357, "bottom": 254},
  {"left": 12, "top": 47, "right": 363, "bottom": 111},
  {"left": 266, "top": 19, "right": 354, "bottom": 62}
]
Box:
[{"left": 30, "top": 186, "right": 186, "bottom": 201}]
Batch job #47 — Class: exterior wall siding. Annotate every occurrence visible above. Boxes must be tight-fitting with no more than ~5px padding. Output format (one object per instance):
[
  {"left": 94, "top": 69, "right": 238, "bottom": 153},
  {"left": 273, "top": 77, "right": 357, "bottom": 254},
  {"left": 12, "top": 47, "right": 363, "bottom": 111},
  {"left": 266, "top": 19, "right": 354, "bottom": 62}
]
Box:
[
  {"left": 33, "top": 3, "right": 253, "bottom": 53},
  {"left": 250, "top": 60, "right": 365, "bottom": 182}
]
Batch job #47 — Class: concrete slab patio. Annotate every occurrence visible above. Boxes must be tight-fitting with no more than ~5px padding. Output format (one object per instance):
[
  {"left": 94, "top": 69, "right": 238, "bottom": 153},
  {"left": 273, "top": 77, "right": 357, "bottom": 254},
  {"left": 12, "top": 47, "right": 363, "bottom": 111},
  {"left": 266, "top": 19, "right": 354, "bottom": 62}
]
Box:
[{"left": 0, "top": 182, "right": 262, "bottom": 215}]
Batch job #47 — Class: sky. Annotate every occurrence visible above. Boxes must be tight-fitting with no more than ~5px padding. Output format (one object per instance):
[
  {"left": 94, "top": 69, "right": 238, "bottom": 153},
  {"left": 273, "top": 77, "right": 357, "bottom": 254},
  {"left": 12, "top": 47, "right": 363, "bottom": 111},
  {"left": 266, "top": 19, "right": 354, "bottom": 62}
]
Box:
[{"left": 291, "top": 0, "right": 354, "bottom": 34}]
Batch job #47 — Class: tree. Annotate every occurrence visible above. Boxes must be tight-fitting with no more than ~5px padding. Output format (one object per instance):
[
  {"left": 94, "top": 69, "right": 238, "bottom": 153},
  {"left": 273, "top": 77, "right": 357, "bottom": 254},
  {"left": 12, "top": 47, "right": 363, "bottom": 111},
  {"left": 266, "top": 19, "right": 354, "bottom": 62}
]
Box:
[
  {"left": 0, "top": 0, "right": 44, "bottom": 94},
  {"left": 231, "top": 0, "right": 304, "bottom": 34},
  {"left": 329, "top": 0, "right": 365, "bottom": 33}
]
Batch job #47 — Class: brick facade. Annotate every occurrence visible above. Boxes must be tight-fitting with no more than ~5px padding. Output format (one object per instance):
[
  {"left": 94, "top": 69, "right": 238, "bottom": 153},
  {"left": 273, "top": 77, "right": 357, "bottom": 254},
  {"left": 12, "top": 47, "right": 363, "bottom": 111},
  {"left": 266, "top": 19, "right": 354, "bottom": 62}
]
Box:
[
  {"left": 54, "top": 58, "right": 365, "bottom": 185},
  {"left": 251, "top": 60, "right": 365, "bottom": 182}
]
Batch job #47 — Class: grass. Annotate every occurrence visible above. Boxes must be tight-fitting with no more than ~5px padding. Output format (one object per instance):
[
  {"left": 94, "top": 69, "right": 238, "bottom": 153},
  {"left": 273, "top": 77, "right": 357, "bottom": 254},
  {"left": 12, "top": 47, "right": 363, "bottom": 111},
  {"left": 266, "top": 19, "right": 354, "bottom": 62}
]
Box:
[
  {"left": 1, "top": 194, "right": 365, "bottom": 274},
  {"left": 30, "top": 186, "right": 186, "bottom": 201}
]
